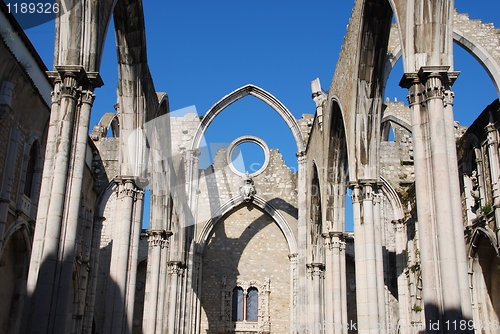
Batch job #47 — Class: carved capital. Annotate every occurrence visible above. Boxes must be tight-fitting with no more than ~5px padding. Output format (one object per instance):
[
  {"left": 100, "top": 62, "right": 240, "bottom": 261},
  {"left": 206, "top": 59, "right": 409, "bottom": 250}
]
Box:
[
  {"left": 393, "top": 219, "right": 406, "bottom": 232},
  {"left": 443, "top": 89, "right": 454, "bottom": 107},
  {"left": 167, "top": 261, "right": 185, "bottom": 276},
  {"left": 350, "top": 184, "right": 361, "bottom": 204},
  {"left": 361, "top": 183, "right": 374, "bottom": 201},
  {"left": 296, "top": 151, "right": 307, "bottom": 165},
  {"left": 115, "top": 177, "right": 139, "bottom": 199},
  {"left": 306, "top": 262, "right": 325, "bottom": 278},
  {"left": 80, "top": 90, "right": 96, "bottom": 106},
  {"left": 146, "top": 229, "right": 172, "bottom": 248}
]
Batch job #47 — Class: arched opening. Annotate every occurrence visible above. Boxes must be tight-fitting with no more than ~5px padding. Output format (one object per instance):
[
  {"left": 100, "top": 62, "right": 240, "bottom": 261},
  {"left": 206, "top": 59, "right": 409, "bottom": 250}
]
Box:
[
  {"left": 232, "top": 287, "right": 244, "bottom": 321},
  {"left": 203, "top": 95, "right": 298, "bottom": 171},
  {"left": 199, "top": 201, "right": 290, "bottom": 333},
  {"left": 470, "top": 233, "right": 500, "bottom": 327},
  {"left": 23, "top": 142, "right": 38, "bottom": 198},
  {"left": 310, "top": 163, "right": 323, "bottom": 263},
  {"left": 246, "top": 287, "right": 258, "bottom": 321}
]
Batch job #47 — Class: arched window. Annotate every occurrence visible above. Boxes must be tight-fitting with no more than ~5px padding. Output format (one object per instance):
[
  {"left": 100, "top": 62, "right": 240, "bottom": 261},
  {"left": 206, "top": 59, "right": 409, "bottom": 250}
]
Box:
[
  {"left": 246, "top": 287, "right": 258, "bottom": 321},
  {"left": 24, "top": 143, "right": 38, "bottom": 198},
  {"left": 232, "top": 287, "right": 244, "bottom": 321}
]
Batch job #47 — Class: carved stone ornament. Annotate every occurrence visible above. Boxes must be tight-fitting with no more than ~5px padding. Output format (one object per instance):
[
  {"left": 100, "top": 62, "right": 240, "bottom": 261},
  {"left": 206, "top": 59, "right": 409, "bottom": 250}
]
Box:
[{"left": 240, "top": 172, "right": 256, "bottom": 202}]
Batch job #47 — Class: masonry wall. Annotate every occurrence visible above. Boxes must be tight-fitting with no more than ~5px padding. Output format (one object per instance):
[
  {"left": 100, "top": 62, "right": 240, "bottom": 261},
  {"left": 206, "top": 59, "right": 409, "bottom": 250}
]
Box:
[{"left": 200, "top": 204, "right": 290, "bottom": 333}]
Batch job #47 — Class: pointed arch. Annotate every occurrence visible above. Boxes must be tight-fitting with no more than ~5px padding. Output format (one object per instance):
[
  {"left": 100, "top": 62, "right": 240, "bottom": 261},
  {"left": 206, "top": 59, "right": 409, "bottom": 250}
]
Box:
[
  {"left": 196, "top": 194, "right": 297, "bottom": 255},
  {"left": 387, "top": 27, "right": 500, "bottom": 98},
  {"left": 190, "top": 84, "right": 305, "bottom": 152}
]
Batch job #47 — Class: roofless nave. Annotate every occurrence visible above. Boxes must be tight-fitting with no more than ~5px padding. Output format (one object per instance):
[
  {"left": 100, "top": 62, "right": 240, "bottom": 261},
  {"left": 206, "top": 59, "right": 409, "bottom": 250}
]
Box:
[{"left": 0, "top": 0, "right": 500, "bottom": 333}]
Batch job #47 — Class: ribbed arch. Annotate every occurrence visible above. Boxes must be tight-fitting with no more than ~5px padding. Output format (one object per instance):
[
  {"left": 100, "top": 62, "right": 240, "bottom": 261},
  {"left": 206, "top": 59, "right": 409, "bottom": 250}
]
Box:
[
  {"left": 190, "top": 84, "right": 305, "bottom": 152},
  {"left": 386, "top": 28, "right": 500, "bottom": 97},
  {"left": 196, "top": 194, "right": 297, "bottom": 255}
]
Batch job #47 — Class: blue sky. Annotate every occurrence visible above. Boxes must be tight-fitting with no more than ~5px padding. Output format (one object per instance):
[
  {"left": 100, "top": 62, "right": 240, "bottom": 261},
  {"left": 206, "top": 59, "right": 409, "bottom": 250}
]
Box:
[{"left": 23, "top": 0, "right": 500, "bottom": 230}]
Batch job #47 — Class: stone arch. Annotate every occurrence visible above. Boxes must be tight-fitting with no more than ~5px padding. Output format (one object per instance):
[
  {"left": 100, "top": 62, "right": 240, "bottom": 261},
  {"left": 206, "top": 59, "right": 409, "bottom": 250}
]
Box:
[
  {"left": 190, "top": 84, "right": 305, "bottom": 152},
  {"left": 453, "top": 29, "right": 500, "bottom": 96},
  {"left": 352, "top": 0, "right": 394, "bottom": 180},
  {"left": 17, "top": 137, "right": 43, "bottom": 218},
  {"left": 381, "top": 113, "right": 411, "bottom": 133},
  {"left": 325, "top": 97, "right": 349, "bottom": 231},
  {"left": 379, "top": 176, "right": 405, "bottom": 221},
  {"left": 387, "top": 27, "right": 500, "bottom": 97},
  {"left": 196, "top": 194, "right": 297, "bottom": 256},
  {"left": 0, "top": 218, "right": 32, "bottom": 333},
  {"left": 468, "top": 227, "right": 500, "bottom": 324},
  {"left": 309, "top": 162, "right": 323, "bottom": 263},
  {"left": 96, "top": 180, "right": 118, "bottom": 218}
]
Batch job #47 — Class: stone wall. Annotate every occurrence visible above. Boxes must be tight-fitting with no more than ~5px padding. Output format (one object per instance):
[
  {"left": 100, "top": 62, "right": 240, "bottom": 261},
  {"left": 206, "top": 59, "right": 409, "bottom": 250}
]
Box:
[{"left": 200, "top": 205, "right": 290, "bottom": 333}]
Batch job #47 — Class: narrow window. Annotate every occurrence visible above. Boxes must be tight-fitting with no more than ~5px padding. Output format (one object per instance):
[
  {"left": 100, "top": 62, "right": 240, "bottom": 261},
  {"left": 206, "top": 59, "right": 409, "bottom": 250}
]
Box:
[
  {"left": 246, "top": 287, "right": 258, "bottom": 321},
  {"left": 24, "top": 143, "right": 37, "bottom": 198},
  {"left": 232, "top": 287, "right": 244, "bottom": 321}
]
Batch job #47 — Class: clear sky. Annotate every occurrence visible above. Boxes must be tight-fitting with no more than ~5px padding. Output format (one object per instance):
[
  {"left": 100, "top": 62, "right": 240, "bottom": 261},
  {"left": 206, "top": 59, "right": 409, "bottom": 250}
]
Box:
[{"left": 22, "top": 0, "right": 500, "bottom": 230}]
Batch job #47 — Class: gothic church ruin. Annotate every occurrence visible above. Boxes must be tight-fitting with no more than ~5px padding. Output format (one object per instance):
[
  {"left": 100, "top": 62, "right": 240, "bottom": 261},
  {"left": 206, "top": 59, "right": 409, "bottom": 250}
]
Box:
[{"left": 1, "top": 0, "right": 500, "bottom": 333}]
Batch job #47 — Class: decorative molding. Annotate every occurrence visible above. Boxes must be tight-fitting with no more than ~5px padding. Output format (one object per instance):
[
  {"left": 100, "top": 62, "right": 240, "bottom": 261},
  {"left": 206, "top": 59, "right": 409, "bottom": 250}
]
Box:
[
  {"left": 146, "top": 229, "right": 172, "bottom": 248},
  {"left": 220, "top": 277, "right": 271, "bottom": 333},
  {"left": 227, "top": 135, "right": 270, "bottom": 177},
  {"left": 239, "top": 172, "right": 257, "bottom": 202}
]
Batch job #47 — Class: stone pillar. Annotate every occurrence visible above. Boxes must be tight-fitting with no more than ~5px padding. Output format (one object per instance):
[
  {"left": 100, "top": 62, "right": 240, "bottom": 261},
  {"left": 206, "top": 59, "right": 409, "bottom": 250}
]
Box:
[
  {"left": 289, "top": 253, "right": 298, "bottom": 333},
  {"left": 362, "top": 182, "right": 380, "bottom": 333},
  {"left": 323, "top": 234, "right": 334, "bottom": 334},
  {"left": 296, "top": 151, "right": 308, "bottom": 332},
  {"left": 142, "top": 230, "right": 171, "bottom": 334},
  {"left": 339, "top": 239, "right": 348, "bottom": 334},
  {"left": 322, "top": 232, "right": 345, "bottom": 333},
  {"left": 306, "top": 263, "right": 325, "bottom": 333},
  {"left": 402, "top": 68, "right": 473, "bottom": 331},
  {"left": 23, "top": 67, "right": 102, "bottom": 334},
  {"left": 394, "top": 220, "right": 410, "bottom": 334},
  {"left": 82, "top": 216, "right": 104, "bottom": 334},
  {"left": 373, "top": 193, "right": 387, "bottom": 334},
  {"left": 54, "top": 89, "right": 96, "bottom": 331},
  {"left": 103, "top": 177, "right": 143, "bottom": 334},
  {"left": 166, "top": 261, "right": 185, "bottom": 334},
  {"left": 485, "top": 114, "right": 500, "bottom": 242},
  {"left": 443, "top": 89, "right": 473, "bottom": 321},
  {"left": 191, "top": 253, "right": 203, "bottom": 334},
  {"left": 404, "top": 74, "right": 443, "bottom": 328}
]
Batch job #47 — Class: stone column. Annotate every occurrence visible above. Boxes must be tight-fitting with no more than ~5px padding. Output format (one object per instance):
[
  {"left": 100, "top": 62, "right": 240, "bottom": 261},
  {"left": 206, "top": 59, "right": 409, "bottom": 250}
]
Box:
[
  {"left": 443, "top": 89, "right": 473, "bottom": 321},
  {"left": 191, "top": 253, "right": 203, "bottom": 334},
  {"left": 403, "top": 74, "right": 443, "bottom": 328},
  {"left": 289, "top": 253, "right": 298, "bottom": 333},
  {"left": 82, "top": 216, "right": 104, "bottom": 334},
  {"left": 306, "top": 263, "right": 325, "bottom": 333},
  {"left": 166, "top": 261, "right": 185, "bottom": 334},
  {"left": 362, "top": 182, "right": 380, "bottom": 333},
  {"left": 142, "top": 230, "right": 171, "bottom": 334},
  {"left": 102, "top": 177, "right": 143, "bottom": 334},
  {"left": 323, "top": 234, "right": 334, "bottom": 334},
  {"left": 485, "top": 114, "right": 500, "bottom": 243},
  {"left": 24, "top": 68, "right": 102, "bottom": 334},
  {"left": 322, "top": 232, "right": 345, "bottom": 333},
  {"left": 54, "top": 88, "right": 95, "bottom": 331},
  {"left": 393, "top": 220, "right": 410, "bottom": 334},
  {"left": 373, "top": 193, "right": 387, "bottom": 334},
  {"left": 331, "top": 233, "right": 345, "bottom": 333},
  {"left": 425, "top": 70, "right": 463, "bottom": 325},
  {"left": 402, "top": 68, "right": 473, "bottom": 331},
  {"left": 296, "top": 151, "right": 308, "bottom": 332},
  {"left": 339, "top": 239, "right": 348, "bottom": 334}
]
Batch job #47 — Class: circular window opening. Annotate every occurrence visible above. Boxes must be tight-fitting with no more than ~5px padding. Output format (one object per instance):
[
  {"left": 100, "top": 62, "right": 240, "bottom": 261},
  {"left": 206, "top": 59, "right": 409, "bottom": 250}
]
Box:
[
  {"left": 230, "top": 142, "right": 265, "bottom": 174},
  {"left": 227, "top": 136, "right": 270, "bottom": 177}
]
